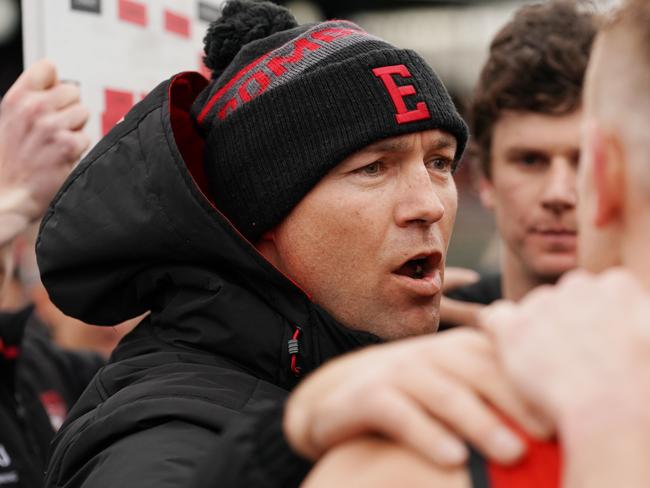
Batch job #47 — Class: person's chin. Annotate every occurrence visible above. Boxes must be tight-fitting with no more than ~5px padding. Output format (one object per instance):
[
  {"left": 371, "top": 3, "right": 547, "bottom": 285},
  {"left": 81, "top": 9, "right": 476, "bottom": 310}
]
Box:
[
  {"left": 529, "top": 252, "right": 577, "bottom": 280},
  {"left": 380, "top": 306, "right": 440, "bottom": 340}
]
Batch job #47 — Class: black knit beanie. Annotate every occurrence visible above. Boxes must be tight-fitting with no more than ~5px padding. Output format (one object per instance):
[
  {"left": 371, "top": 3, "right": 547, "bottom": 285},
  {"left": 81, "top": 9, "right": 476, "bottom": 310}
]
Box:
[{"left": 191, "top": 0, "right": 468, "bottom": 242}]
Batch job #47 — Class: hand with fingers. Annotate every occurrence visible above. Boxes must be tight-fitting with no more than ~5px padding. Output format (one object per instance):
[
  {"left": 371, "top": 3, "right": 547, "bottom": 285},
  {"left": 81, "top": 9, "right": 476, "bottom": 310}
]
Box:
[
  {"left": 0, "top": 59, "right": 90, "bottom": 245},
  {"left": 479, "top": 269, "right": 650, "bottom": 488},
  {"left": 284, "top": 328, "right": 552, "bottom": 468}
]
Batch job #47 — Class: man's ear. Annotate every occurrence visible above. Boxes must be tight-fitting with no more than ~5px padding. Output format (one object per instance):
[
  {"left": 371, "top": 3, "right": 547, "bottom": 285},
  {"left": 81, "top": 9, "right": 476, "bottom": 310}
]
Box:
[
  {"left": 590, "top": 124, "right": 625, "bottom": 227},
  {"left": 478, "top": 174, "right": 496, "bottom": 210}
]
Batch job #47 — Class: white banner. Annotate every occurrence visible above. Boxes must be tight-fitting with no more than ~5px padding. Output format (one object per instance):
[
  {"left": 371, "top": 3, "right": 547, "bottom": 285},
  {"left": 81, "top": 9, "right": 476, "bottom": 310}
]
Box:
[{"left": 22, "top": 0, "right": 224, "bottom": 144}]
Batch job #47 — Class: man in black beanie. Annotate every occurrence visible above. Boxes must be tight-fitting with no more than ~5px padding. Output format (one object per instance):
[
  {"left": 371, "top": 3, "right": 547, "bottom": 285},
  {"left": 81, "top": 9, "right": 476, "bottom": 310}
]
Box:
[{"left": 34, "top": 1, "right": 538, "bottom": 487}]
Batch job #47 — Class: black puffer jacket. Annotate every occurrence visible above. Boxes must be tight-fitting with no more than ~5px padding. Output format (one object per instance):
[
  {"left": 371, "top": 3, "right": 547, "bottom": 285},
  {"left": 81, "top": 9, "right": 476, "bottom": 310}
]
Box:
[{"left": 37, "top": 72, "right": 379, "bottom": 488}]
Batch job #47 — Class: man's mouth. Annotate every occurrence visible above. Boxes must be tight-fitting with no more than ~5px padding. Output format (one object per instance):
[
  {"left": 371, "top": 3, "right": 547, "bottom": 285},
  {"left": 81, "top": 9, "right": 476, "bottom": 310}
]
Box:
[
  {"left": 530, "top": 225, "right": 577, "bottom": 235},
  {"left": 391, "top": 252, "right": 443, "bottom": 296},
  {"left": 394, "top": 255, "right": 436, "bottom": 279},
  {"left": 528, "top": 225, "right": 577, "bottom": 251}
]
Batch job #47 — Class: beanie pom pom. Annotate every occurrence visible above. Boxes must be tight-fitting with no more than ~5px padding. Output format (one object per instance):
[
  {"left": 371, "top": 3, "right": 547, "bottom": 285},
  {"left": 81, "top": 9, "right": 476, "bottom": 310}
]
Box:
[{"left": 203, "top": 0, "right": 298, "bottom": 79}]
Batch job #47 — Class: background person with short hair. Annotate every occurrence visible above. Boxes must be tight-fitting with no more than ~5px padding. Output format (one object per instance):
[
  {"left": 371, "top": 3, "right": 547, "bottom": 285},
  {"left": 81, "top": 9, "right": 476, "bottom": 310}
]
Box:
[{"left": 441, "top": 0, "right": 597, "bottom": 329}]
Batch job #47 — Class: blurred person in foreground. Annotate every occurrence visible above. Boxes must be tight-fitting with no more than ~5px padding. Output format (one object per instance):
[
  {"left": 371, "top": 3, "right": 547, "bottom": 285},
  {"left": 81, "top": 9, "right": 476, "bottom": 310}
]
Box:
[
  {"left": 441, "top": 0, "right": 596, "bottom": 329},
  {"left": 302, "top": 0, "right": 650, "bottom": 486},
  {"left": 36, "top": 1, "right": 504, "bottom": 486},
  {"left": 0, "top": 60, "right": 105, "bottom": 488}
]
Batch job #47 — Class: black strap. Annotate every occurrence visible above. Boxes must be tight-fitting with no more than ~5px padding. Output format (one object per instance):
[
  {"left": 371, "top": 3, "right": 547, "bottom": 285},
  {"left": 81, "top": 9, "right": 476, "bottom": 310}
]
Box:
[{"left": 468, "top": 447, "right": 490, "bottom": 488}]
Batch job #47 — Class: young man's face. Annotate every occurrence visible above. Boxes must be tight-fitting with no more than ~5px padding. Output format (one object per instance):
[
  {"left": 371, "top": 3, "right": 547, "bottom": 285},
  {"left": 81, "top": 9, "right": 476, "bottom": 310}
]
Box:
[
  {"left": 262, "top": 129, "right": 458, "bottom": 340},
  {"left": 481, "top": 110, "right": 581, "bottom": 281}
]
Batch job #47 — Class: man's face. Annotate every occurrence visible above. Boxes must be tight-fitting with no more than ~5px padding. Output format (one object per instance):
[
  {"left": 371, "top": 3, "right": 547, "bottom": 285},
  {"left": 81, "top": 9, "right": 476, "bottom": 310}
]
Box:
[
  {"left": 264, "top": 129, "right": 458, "bottom": 340},
  {"left": 481, "top": 110, "right": 581, "bottom": 281}
]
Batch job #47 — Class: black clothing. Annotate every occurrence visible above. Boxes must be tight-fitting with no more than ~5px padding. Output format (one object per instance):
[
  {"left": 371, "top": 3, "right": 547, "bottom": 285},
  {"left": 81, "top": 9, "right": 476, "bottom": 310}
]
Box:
[
  {"left": 446, "top": 273, "right": 502, "bottom": 306},
  {"left": 438, "top": 274, "right": 502, "bottom": 332},
  {"left": 37, "top": 72, "right": 380, "bottom": 488},
  {"left": 0, "top": 307, "right": 103, "bottom": 488},
  {"left": 468, "top": 448, "right": 490, "bottom": 488}
]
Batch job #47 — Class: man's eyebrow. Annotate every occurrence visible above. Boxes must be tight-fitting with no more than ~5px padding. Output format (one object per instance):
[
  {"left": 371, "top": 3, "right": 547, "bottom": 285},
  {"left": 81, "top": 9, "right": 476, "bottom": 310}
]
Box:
[
  {"left": 503, "top": 147, "right": 550, "bottom": 159},
  {"left": 427, "top": 136, "right": 456, "bottom": 152},
  {"left": 504, "top": 145, "right": 578, "bottom": 158}
]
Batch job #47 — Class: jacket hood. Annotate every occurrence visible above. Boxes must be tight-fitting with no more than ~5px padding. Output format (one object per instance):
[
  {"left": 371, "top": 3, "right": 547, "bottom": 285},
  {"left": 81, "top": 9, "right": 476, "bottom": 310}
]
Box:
[
  {"left": 37, "top": 72, "right": 379, "bottom": 385},
  {"left": 38, "top": 72, "right": 305, "bottom": 325}
]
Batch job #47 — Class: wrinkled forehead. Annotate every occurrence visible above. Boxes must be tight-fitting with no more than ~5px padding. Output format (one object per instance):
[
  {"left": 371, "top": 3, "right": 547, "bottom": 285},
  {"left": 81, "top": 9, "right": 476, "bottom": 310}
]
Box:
[{"left": 355, "top": 129, "right": 457, "bottom": 157}]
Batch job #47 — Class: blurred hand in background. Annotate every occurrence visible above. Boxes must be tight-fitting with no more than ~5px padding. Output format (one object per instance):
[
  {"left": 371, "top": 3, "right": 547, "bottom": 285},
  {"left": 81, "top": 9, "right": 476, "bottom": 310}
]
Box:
[
  {"left": 0, "top": 59, "right": 89, "bottom": 245},
  {"left": 440, "top": 267, "right": 483, "bottom": 328}
]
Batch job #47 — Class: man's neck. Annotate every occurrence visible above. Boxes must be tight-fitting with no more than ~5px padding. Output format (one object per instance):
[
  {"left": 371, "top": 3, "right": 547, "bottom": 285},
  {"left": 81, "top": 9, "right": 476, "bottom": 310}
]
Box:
[{"left": 500, "top": 249, "right": 555, "bottom": 302}]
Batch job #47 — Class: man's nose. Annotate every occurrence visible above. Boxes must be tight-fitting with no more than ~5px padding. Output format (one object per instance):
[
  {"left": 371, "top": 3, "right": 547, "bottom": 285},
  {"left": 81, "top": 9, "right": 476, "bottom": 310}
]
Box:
[
  {"left": 394, "top": 164, "right": 446, "bottom": 227},
  {"left": 541, "top": 157, "right": 577, "bottom": 215}
]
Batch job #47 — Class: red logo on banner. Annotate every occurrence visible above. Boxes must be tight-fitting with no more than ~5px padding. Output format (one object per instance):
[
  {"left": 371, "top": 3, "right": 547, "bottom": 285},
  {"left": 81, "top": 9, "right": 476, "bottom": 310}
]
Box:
[
  {"left": 118, "top": 0, "right": 147, "bottom": 27},
  {"left": 102, "top": 88, "right": 134, "bottom": 136},
  {"left": 165, "top": 10, "right": 191, "bottom": 38}
]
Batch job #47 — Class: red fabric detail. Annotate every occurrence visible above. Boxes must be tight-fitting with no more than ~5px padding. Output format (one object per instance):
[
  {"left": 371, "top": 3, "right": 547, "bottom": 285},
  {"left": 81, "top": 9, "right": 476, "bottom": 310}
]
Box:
[
  {"left": 118, "top": 0, "right": 147, "bottom": 27},
  {"left": 372, "top": 64, "right": 431, "bottom": 125},
  {"left": 218, "top": 98, "right": 238, "bottom": 120},
  {"left": 168, "top": 73, "right": 212, "bottom": 205},
  {"left": 197, "top": 23, "right": 362, "bottom": 124},
  {"left": 164, "top": 10, "right": 191, "bottom": 38},
  {"left": 238, "top": 71, "right": 271, "bottom": 103},
  {"left": 267, "top": 38, "right": 321, "bottom": 77},
  {"left": 197, "top": 52, "right": 274, "bottom": 123},
  {"left": 0, "top": 338, "right": 19, "bottom": 360},
  {"left": 102, "top": 88, "right": 134, "bottom": 136},
  {"left": 488, "top": 423, "right": 561, "bottom": 488}
]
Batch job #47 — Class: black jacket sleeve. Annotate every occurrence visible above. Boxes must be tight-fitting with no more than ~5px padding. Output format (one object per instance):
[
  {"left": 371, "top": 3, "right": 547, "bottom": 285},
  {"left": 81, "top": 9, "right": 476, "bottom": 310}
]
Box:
[{"left": 191, "top": 400, "right": 312, "bottom": 487}]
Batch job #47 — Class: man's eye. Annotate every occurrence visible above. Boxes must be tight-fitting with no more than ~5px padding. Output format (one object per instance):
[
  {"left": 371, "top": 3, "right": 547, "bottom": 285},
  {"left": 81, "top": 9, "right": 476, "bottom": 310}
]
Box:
[
  {"left": 356, "top": 161, "right": 383, "bottom": 175},
  {"left": 519, "top": 153, "right": 545, "bottom": 166},
  {"left": 428, "top": 158, "right": 453, "bottom": 172}
]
